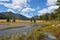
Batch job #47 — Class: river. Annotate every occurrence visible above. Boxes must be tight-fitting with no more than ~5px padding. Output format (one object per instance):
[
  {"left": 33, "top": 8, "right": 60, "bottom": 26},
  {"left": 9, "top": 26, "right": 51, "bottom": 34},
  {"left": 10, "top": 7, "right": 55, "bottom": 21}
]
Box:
[{"left": 0, "top": 23, "right": 43, "bottom": 36}]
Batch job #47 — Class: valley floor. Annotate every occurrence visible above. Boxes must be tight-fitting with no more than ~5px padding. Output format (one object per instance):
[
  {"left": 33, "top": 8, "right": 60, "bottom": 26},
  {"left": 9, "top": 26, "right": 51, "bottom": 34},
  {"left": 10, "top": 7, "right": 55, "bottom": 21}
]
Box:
[
  {"left": 0, "top": 20, "right": 60, "bottom": 29},
  {"left": 0, "top": 20, "right": 60, "bottom": 40}
]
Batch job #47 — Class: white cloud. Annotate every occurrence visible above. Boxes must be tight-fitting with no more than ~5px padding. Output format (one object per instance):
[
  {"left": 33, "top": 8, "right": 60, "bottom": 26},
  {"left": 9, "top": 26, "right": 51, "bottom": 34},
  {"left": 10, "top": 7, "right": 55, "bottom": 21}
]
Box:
[
  {"left": 0, "top": 3, "right": 4, "bottom": 4},
  {"left": 20, "top": 13, "right": 32, "bottom": 18},
  {"left": 7, "top": 9, "right": 17, "bottom": 13},
  {"left": 48, "top": 6, "right": 59, "bottom": 13},
  {"left": 0, "top": 0, "right": 30, "bottom": 10},
  {"left": 38, "top": 6, "right": 59, "bottom": 16},
  {"left": 46, "top": 0, "right": 57, "bottom": 6},
  {"left": 0, "top": 0, "right": 9, "bottom": 1},
  {"left": 21, "top": 7, "right": 35, "bottom": 18},
  {"left": 22, "top": 7, "right": 35, "bottom": 13},
  {"left": 38, "top": 8, "right": 48, "bottom": 14},
  {"left": 38, "top": 8, "right": 48, "bottom": 16}
]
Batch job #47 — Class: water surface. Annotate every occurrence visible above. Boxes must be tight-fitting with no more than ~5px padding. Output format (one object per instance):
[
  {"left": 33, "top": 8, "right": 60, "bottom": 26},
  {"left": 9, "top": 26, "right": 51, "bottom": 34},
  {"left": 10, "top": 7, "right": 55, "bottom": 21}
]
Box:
[{"left": 0, "top": 24, "right": 43, "bottom": 36}]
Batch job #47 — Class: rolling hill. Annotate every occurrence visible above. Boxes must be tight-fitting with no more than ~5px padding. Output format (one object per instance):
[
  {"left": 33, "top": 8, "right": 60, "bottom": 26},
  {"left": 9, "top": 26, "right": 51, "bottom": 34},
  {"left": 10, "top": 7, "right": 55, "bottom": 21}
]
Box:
[{"left": 0, "top": 12, "right": 29, "bottom": 20}]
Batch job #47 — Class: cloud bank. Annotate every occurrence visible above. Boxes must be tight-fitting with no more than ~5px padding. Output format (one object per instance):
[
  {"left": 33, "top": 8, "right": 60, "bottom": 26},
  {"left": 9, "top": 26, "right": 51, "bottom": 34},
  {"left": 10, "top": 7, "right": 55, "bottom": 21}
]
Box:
[
  {"left": 4, "top": 0, "right": 30, "bottom": 10},
  {"left": 38, "top": 6, "right": 59, "bottom": 15},
  {"left": 38, "top": 0, "right": 59, "bottom": 16},
  {"left": 22, "top": 8, "right": 35, "bottom": 13},
  {"left": 46, "top": 0, "right": 57, "bottom": 6},
  {"left": 0, "top": 0, "right": 59, "bottom": 18}
]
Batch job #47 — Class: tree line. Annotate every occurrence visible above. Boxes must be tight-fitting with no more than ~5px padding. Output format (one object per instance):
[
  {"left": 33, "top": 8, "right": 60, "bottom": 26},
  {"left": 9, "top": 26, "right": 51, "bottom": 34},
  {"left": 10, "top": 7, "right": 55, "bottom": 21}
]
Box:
[{"left": 39, "top": 7, "right": 60, "bottom": 21}]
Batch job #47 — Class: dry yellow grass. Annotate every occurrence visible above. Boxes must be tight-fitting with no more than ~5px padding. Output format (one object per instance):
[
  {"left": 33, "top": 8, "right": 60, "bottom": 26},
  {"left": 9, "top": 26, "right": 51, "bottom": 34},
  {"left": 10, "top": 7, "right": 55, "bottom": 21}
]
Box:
[
  {"left": 0, "top": 20, "right": 41, "bottom": 29},
  {"left": 0, "top": 20, "right": 30, "bottom": 23},
  {"left": 0, "top": 20, "right": 59, "bottom": 29}
]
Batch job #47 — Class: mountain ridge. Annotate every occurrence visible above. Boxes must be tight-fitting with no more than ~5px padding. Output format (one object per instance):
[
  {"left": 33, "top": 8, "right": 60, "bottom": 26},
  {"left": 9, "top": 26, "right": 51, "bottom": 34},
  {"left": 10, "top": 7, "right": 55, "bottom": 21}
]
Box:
[{"left": 0, "top": 12, "right": 29, "bottom": 20}]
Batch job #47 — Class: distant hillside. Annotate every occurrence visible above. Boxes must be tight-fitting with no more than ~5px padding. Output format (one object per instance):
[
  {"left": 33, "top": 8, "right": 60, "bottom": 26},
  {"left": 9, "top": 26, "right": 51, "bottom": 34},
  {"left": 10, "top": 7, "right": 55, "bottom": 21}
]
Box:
[{"left": 0, "top": 12, "right": 29, "bottom": 20}]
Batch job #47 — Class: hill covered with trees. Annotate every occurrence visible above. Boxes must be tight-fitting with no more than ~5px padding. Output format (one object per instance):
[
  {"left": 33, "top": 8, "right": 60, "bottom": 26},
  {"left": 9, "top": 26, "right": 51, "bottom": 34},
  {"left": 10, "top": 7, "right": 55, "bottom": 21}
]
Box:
[{"left": 0, "top": 12, "right": 29, "bottom": 20}]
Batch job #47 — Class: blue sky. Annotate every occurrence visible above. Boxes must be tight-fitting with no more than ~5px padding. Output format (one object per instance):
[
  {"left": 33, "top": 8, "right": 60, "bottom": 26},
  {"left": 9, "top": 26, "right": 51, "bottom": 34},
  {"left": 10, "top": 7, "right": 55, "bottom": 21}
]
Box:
[{"left": 0, "top": 0, "right": 59, "bottom": 18}]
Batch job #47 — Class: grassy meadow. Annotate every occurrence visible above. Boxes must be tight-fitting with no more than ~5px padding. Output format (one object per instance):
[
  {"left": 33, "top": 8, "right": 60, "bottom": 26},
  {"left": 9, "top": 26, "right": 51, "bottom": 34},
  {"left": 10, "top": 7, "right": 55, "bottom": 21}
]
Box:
[{"left": 0, "top": 19, "right": 60, "bottom": 40}]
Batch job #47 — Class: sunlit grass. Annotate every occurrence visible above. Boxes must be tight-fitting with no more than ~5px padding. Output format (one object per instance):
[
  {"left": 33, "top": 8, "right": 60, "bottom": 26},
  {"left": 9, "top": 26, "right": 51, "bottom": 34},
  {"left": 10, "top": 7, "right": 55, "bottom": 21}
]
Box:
[
  {"left": 0, "top": 20, "right": 60, "bottom": 40},
  {"left": 0, "top": 24, "right": 60, "bottom": 40}
]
